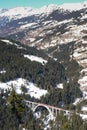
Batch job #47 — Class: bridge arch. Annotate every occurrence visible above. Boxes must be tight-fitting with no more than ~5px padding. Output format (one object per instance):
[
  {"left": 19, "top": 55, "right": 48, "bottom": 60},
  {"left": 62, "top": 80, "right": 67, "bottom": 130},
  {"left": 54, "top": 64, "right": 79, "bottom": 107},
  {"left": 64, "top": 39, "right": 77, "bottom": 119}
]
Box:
[{"left": 33, "top": 104, "right": 52, "bottom": 115}]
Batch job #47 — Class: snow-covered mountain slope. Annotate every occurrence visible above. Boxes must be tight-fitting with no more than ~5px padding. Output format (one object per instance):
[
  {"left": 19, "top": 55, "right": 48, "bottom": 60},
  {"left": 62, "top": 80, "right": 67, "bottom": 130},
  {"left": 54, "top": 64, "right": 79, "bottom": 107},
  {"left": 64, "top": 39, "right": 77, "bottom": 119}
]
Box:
[
  {"left": 74, "top": 41, "right": 87, "bottom": 92},
  {"left": 0, "top": 2, "right": 87, "bottom": 50},
  {"left": 0, "top": 2, "right": 87, "bottom": 20},
  {"left": 0, "top": 5, "right": 59, "bottom": 22}
]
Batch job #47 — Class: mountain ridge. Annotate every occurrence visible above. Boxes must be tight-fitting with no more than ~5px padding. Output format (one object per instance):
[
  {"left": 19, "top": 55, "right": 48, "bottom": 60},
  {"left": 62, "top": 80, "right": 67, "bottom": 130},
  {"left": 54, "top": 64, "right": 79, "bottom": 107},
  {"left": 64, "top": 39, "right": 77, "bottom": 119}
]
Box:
[
  {"left": 0, "top": 3, "right": 87, "bottom": 49},
  {"left": 0, "top": 2, "right": 87, "bottom": 21}
]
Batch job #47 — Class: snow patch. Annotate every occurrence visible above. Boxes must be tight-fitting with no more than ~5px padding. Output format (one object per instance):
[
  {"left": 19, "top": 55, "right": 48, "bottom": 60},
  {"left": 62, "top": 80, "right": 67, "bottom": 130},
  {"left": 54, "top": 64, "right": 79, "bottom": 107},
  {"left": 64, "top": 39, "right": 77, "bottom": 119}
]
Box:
[
  {"left": 26, "top": 82, "right": 48, "bottom": 99},
  {"left": 73, "top": 52, "right": 82, "bottom": 58},
  {"left": 82, "top": 106, "right": 87, "bottom": 111},
  {"left": 1, "top": 39, "right": 13, "bottom": 45},
  {"left": 20, "top": 23, "right": 37, "bottom": 29},
  {"left": 78, "top": 76, "right": 87, "bottom": 87},
  {"left": 80, "top": 114, "right": 87, "bottom": 120},
  {"left": 0, "top": 78, "right": 48, "bottom": 99},
  {"left": 24, "top": 54, "right": 47, "bottom": 65},
  {"left": 1, "top": 39, "right": 26, "bottom": 50},
  {"left": 73, "top": 98, "right": 82, "bottom": 105},
  {"left": 29, "top": 38, "right": 35, "bottom": 42},
  {"left": 56, "top": 83, "right": 63, "bottom": 89},
  {"left": 36, "top": 38, "right": 43, "bottom": 43},
  {"left": 0, "top": 70, "right": 6, "bottom": 74},
  {"left": 80, "top": 68, "right": 87, "bottom": 74},
  {"left": 43, "top": 20, "right": 52, "bottom": 26}
]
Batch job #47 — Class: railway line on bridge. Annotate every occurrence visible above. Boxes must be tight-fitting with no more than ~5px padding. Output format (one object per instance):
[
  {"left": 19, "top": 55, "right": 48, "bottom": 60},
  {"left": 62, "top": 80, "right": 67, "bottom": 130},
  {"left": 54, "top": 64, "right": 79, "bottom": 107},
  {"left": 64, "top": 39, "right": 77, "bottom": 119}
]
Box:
[{"left": 25, "top": 100, "right": 73, "bottom": 117}]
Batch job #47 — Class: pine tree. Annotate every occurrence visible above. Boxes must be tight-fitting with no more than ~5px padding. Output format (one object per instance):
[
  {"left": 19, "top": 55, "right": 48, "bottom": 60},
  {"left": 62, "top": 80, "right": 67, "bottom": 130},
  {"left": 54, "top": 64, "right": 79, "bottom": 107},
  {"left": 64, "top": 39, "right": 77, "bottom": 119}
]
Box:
[{"left": 8, "top": 89, "right": 25, "bottom": 130}]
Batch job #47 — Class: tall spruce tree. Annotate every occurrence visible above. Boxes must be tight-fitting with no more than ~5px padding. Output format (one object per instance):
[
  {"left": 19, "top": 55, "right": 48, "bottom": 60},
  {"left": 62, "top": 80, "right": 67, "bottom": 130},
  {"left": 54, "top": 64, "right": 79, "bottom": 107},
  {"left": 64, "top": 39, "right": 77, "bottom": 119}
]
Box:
[{"left": 8, "top": 89, "right": 25, "bottom": 130}]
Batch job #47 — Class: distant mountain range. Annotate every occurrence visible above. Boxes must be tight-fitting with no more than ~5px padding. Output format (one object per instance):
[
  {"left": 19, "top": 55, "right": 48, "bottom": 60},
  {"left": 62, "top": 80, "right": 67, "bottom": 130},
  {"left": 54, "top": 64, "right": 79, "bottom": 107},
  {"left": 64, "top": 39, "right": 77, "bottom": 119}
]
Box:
[{"left": 0, "top": 2, "right": 87, "bottom": 49}]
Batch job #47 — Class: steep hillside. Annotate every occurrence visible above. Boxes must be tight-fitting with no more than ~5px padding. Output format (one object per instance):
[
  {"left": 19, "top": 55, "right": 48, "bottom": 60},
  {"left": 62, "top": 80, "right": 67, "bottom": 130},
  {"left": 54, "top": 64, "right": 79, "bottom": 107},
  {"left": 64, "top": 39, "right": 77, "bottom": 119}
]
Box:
[
  {"left": 0, "top": 38, "right": 86, "bottom": 130},
  {"left": 0, "top": 38, "right": 82, "bottom": 106}
]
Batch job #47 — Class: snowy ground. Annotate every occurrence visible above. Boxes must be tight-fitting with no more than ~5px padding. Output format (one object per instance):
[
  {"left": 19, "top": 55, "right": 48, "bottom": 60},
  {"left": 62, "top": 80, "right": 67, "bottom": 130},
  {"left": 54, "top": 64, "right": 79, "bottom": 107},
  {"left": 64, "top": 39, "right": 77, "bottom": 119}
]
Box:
[
  {"left": 24, "top": 54, "right": 47, "bottom": 65},
  {"left": 0, "top": 78, "right": 48, "bottom": 99},
  {"left": 73, "top": 98, "right": 83, "bottom": 105},
  {"left": 1, "top": 39, "right": 26, "bottom": 50},
  {"left": 0, "top": 70, "right": 6, "bottom": 74},
  {"left": 56, "top": 83, "right": 63, "bottom": 89},
  {"left": 1, "top": 39, "right": 13, "bottom": 45},
  {"left": 34, "top": 112, "right": 54, "bottom": 130},
  {"left": 81, "top": 106, "right": 87, "bottom": 112},
  {"left": 80, "top": 114, "right": 87, "bottom": 120}
]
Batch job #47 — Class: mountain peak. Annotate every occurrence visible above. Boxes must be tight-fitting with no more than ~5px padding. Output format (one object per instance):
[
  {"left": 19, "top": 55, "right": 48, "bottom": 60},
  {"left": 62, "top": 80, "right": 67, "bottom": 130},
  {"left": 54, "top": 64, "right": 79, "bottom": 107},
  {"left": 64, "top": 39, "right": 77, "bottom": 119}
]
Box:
[
  {"left": 39, "top": 4, "right": 58, "bottom": 14},
  {"left": 60, "top": 2, "right": 86, "bottom": 11}
]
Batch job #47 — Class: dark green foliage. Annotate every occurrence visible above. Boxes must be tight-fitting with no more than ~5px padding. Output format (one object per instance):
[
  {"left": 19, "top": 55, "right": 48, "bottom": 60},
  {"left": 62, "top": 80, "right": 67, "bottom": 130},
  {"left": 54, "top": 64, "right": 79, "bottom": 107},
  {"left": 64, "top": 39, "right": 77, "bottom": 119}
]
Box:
[
  {"left": 0, "top": 40, "right": 44, "bottom": 82},
  {"left": 0, "top": 89, "right": 44, "bottom": 130},
  {"left": 44, "top": 41, "right": 82, "bottom": 106},
  {"left": 50, "top": 112, "right": 87, "bottom": 130},
  {"left": 22, "top": 110, "right": 44, "bottom": 130},
  {"left": 0, "top": 89, "right": 17, "bottom": 130},
  {"left": 48, "top": 41, "right": 82, "bottom": 81},
  {"left": 0, "top": 40, "right": 66, "bottom": 89},
  {"left": 21, "top": 85, "right": 27, "bottom": 93},
  {"left": 1, "top": 90, "right": 87, "bottom": 130},
  {"left": 41, "top": 89, "right": 62, "bottom": 106},
  {"left": 8, "top": 89, "right": 25, "bottom": 123},
  {"left": 0, "top": 39, "right": 82, "bottom": 112},
  {"left": 62, "top": 82, "right": 82, "bottom": 105}
]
